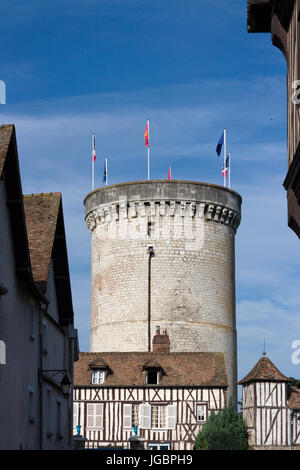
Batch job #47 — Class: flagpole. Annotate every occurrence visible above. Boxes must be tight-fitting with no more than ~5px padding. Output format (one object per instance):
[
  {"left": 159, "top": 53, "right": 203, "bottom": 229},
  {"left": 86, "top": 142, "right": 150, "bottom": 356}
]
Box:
[
  {"left": 228, "top": 152, "right": 231, "bottom": 189},
  {"left": 224, "top": 128, "right": 227, "bottom": 188},
  {"left": 92, "top": 134, "right": 95, "bottom": 191},
  {"left": 105, "top": 156, "right": 108, "bottom": 186},
  {"left": 147, "top": 119, "right": 150, "bottom": 181}
]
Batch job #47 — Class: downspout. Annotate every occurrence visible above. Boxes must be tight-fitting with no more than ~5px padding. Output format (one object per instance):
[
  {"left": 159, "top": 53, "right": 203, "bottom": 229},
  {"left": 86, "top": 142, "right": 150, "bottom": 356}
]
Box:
[{"left": 147, "top": 246, "right": 154, "bottom": 352}]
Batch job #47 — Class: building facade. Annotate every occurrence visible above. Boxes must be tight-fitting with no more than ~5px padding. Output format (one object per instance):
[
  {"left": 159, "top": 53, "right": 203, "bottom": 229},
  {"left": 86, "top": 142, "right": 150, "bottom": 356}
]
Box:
[
  {"left": 84, "top": 181, "right": 242, "bottom": 401},
  {"left": 239, "top": 354, "right": 300, "bottom": 450},
  {"left": 73, "top": 330, "right": 228, "bottom": 450},
  {"left": 0, "top": 124, "right": 78, "bottom": 450},
  {"left": 247, "top": 0, "right": 300, "bottom": 238}
]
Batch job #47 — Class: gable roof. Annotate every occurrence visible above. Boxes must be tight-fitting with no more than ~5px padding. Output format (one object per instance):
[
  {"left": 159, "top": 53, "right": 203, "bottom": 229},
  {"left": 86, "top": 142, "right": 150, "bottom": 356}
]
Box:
[
  {"left": 74, "top": 352, "right": 228, "bottom": 388},
  {"left": 238, "top": 355, "right": 290, "bottom": 385},
  {"left": 0, "top": 124, "right": 14, "bottom": 177},
  {"left": 0, "top": 124, "right": 46, "bottom": 303},
  {"left": 23, "top": 193, "right": 74, "bottom": 325},
  {"left": 23, "top": 193, "right": 61, "bottom": 289}
]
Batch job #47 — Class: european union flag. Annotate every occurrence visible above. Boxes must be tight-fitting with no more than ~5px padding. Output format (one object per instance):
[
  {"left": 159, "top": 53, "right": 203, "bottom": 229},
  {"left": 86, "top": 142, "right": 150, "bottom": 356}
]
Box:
[{"left": 216, "top": 131, "right": 224, "bottom": 157}]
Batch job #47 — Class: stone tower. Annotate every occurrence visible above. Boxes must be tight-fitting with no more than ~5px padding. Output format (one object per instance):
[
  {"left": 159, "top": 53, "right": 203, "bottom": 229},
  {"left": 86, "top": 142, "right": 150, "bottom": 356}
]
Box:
[{"left": 84, "top": 180, "right": 242, "bottom": 401}]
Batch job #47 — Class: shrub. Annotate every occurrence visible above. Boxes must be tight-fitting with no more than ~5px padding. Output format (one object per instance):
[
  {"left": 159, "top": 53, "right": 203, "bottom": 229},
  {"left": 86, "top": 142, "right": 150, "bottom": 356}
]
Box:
[{"left": 194, "top": 398, "right": 249, "bottom": 450}]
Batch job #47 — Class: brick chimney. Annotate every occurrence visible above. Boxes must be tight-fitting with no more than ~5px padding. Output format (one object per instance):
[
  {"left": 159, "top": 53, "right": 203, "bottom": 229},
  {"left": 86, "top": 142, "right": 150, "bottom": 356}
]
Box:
[{"left": 152, "top": 326, "right": 170, "bottom": 353}]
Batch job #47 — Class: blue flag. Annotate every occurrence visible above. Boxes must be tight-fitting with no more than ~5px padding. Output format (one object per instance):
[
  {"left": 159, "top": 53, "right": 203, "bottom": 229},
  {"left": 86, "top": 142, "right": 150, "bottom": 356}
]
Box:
[
  {"left": 226, "top": 153, "right": 230, "bottom": 168},
  {"left": 103, "top": 159, "right": 107, "bottom": 183},
  {"left": 216, "top": 131, "right": 224, "bottom": 157}
]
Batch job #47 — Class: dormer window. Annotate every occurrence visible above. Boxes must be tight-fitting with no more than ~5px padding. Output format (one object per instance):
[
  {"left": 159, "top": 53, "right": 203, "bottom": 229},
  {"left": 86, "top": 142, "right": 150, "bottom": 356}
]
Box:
[
  {"left": 146, "top": 370, "right": 160, "bottom": 385},
  {"left": 143, "top": 359, "right": 164, "bottom": 385},
  {"left": 92, "top": 369, "right": 105, "bottom": 384}
]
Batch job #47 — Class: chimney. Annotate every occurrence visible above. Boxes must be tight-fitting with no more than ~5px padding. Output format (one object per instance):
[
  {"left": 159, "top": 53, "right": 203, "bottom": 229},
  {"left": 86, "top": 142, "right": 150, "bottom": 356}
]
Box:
[{"left": 152, "top": 326, "right": 170, "bottom": 353}]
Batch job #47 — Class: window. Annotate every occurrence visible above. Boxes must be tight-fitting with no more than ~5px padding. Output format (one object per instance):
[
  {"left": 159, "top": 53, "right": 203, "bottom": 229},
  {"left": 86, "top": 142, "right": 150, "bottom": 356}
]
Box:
[
  {"left": 148, "top": 443, "right": 170, "bottom": 450},
  {"left": 87, "top": 403, "right": 104, "bottom": 429},
  {"left": 152, "top": 406, "right": 167, "bottom": 429},
  {"left": 91, "top": 370, "right": 105, "bottom": 384},
  {"left": 73, "top": 402, "right": 79, "bottom": 432},
  {"left": 131, "top": 404, "right": 176, "bottom": 430},
  {"left": 147, "top": 370, "right": 159, "bottom": 385},
  {"left": 132, "top": 404, "right": 139, "bottom": 427},
  {"left": 196, "top": 403, "right": 207, "bottom": 423},
  {"left": 123, "top": 404, "right": 140, "bottom": 429}
]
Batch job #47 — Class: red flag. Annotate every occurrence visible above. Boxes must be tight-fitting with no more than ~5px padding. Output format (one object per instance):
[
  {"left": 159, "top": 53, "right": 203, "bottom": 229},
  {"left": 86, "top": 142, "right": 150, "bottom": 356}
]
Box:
[
  {"left": 144, "top": 121, "right": 149, "bottom": 148},
  {"left": 92, "top": 135, "right": 96, "bottom": 162},
  {"left": 222, "top": 166, "right": 228, "bottom": 178},
  {"left": 168, "top": 165, "right": 171, "bottom": 180}
]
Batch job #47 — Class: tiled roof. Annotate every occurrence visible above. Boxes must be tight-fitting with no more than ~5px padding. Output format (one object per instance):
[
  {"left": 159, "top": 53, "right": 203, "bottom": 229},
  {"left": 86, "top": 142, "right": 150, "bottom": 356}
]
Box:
[
  {"left": 74, "top": 352, "right": 228, "bottom": 387},
  {"left": 238, "top": 355, "right": 290, "bottom": 385},
  {"left": 23, "top": 193, "right": 61, "bottom": 292},
  {"left": 0, "top": 124, "right": 14, "bottom": 177}
]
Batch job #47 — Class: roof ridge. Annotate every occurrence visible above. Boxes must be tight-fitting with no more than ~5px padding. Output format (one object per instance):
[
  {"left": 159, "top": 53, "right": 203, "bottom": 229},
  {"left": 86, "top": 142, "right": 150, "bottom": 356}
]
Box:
[{"left": 24, "top": 192, "right": 61, "bottom": 199}]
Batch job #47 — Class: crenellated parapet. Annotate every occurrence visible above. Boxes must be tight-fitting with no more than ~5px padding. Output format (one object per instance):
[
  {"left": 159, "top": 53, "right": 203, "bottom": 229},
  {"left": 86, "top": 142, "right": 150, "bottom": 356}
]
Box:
[{"left": 85, "top": 199, "right": 241, "bottom": 234}]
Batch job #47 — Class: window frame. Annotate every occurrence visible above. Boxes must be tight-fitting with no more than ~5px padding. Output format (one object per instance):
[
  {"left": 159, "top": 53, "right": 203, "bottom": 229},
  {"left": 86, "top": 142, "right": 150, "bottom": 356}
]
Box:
[
  {"left": 86, "top": 402, "right": 104, "bottom": 430},
  {"left": 196, "top": 402, "right": 208, "bottom": 423},
  {"left": 148, "top": 443, "right": 171, "bottom": 450},
  {"left": 151, "top": 405, "right": 168, "bottom": 429},
  {"left": 91, "top": 369, "right": 105, "bottom": 384}
]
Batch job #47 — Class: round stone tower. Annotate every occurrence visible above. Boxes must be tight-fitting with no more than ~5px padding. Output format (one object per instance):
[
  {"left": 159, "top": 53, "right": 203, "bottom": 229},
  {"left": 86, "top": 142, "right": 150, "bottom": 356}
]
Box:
[{"left": 84, "top": 180, "right": 242, "bottom": 401}]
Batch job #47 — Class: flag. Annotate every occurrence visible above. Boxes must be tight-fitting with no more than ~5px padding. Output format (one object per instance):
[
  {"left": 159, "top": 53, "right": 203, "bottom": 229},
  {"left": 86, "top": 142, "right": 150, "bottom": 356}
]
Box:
[
  {"left": 103, "top": 159, "right": 107, "bottom": 183},
  {"left": 92, "top": 135, "right": 96, "bottom": 162},
  {"left": 226, "top": 153, "right": 230, "bottom": 168},
  {"left": 222, "top": 154, "right": 230, "bottom": 178},
  {"left": 216, "top": 131, "right": 224, "bottom": 157},
  {"left": 144, "top": 121, "right": 149, "bottom": 148},
  {"left": 168, "top": 165, "right": 171, "bottom": 181}
]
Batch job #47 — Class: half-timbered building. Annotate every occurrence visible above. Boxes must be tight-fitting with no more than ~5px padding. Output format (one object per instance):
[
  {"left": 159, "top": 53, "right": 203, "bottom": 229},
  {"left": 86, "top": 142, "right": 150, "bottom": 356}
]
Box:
[
  {"left": 73, "top": 331, "right": 228, "bottom": 450},
  {"left": 239, "top": 354, "right": 300, "bottom": 450}
]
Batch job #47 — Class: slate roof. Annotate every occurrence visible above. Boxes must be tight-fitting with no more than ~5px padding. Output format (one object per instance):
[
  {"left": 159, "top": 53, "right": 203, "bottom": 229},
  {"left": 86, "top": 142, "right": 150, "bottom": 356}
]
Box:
[
  {"left": 74, "top": 352, "right": 228, "bottom": 388},
  {"left": 238, "top": 355, "right": 290, "bottom": 385}
]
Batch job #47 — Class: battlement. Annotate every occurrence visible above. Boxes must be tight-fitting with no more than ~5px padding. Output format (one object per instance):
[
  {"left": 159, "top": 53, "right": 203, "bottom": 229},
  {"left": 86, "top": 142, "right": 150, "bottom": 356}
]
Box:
[{"left": 84, "top": 180, "right": 242, "bottom": 234}]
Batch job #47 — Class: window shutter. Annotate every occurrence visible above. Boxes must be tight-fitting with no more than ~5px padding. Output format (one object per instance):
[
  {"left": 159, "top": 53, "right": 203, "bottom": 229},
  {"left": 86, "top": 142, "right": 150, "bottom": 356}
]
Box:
[
  {"left": 123, "top": 404, "right": 132, "bottom": 429},
  {"left": 87, "top": 403, "right": 94, "bottom": 427},
  {"left": 73, "top": 402, "right": 79, "bottom": 429},
  {"left": 95, "top": 403, "right": 103, "bottom": 428},
  {"left": 167, "top": 404, "right": 177, "bottom": 429},
  {"left": 140, "top": 404, "right": 151, "bottom": 429}
]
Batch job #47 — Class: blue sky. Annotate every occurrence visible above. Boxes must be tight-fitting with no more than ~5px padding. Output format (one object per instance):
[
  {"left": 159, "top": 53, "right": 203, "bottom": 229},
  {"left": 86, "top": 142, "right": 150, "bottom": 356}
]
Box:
[{"left": 1, "top": 0, "right": 300, "bottom": 388}]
